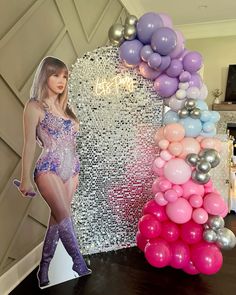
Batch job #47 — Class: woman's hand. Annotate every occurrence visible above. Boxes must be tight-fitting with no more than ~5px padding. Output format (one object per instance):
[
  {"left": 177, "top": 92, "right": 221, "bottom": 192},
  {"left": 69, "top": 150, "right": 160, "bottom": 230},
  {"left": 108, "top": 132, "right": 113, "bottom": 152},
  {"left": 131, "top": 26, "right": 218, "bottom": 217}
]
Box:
[{"left": 19, "top": 179, "right": 36, "bottom": 197}]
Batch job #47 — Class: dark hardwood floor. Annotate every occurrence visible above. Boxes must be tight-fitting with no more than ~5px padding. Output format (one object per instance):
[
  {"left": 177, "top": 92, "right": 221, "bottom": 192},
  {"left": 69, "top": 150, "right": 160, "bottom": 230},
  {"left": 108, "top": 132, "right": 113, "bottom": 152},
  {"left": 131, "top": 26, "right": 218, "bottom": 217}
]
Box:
[{"left": 10, "top": 213, "right": 236, "bottom": 295}]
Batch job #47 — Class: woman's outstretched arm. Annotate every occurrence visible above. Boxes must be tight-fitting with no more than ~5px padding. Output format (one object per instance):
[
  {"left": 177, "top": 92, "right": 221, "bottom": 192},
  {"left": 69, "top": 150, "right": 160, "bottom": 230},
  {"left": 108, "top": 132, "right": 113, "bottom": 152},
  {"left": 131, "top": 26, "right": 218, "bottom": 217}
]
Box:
[{"left": 20, "top": 101, "right": 40, "bottom": 196}]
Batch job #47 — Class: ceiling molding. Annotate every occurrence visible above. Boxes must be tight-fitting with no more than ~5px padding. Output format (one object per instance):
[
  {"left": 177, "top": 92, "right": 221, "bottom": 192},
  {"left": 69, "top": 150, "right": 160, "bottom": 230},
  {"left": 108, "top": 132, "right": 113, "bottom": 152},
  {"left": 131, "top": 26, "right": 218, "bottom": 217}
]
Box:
[{"left": 119, "top": 0, "right": 144, "bottom": 17}]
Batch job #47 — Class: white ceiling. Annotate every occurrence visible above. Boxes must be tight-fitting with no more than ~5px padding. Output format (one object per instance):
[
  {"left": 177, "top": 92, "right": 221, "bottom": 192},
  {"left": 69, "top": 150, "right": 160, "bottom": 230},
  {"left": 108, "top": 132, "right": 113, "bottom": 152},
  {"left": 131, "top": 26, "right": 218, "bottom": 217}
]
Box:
[{"left": 122, "top": 0, "right": 236, "bottom": 25}]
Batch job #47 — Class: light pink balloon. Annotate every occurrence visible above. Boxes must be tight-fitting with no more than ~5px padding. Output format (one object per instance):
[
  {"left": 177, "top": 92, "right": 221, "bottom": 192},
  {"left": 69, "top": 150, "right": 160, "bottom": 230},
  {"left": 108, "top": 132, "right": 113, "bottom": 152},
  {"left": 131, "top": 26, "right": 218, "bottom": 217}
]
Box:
[
  {"left": 192, "top": 208, "right": 208, "bottom": 224},
  {"left": 196, "top": 136, "right": 204, "bottom": 142},
  {"left": 203, "top": 193, "right": 226, "bottom": 215},
  {"left": 155, "top": 191, "right": 168, "bottom": 206},
  {"left": 153, "top": 157, "right": 166, "bottom": 168},
  {"left": 158, "top": 139, "right": 169, "bottom": 150},
  {"left": 182, "top": 179, "right": 205, "bottom": 199},
  {"left": 164, "top": 123, "right": 185, "bottom": 142},
  {"left": 201, "top": 138, "right": 222, "bottom": 152},
  {"left": 189, "top": 194, "right": 203, "bottom": 208},
  {"left": 164, "top": 189, "right": 179, "bottom": 202},
  {"left": 219, "top": 204, "right": 228, "bottom": 217},
  {"left": 153, "top": 165, "right": 164, "bottom": 176},
  {"left": 179, "top": 137, "right": 201, "bottom": 158},
  {"left": 168, "top": 141, "right": 183, "bottom": 156},
  {"left": 159, "top": 178, "right": 172, "bottom": 192},
  {"left": 159, "top": 13, "right": 173, "bottom": 28},
  {"left": 166, "top": 197, "right": 193, "bottom": 224},
  {"left": 152, "top": 178, "right": 161, "bottom": 194},
  {"left": 172, "top": 184, "right": 183, "bottom": 197},
  {"left": 164, "top": 158, "right": 191, "bottom": 184},
  {"left": 160, "top": 150, "right": 173, "bottom": 161}
]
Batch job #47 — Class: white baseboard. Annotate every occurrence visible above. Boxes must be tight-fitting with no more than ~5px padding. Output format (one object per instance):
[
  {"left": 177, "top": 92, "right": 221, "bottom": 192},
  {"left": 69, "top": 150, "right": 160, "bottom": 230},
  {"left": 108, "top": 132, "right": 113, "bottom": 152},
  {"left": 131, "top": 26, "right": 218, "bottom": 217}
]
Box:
[{"left": 0, "top": 243, "right": 42, "bottom": 295}]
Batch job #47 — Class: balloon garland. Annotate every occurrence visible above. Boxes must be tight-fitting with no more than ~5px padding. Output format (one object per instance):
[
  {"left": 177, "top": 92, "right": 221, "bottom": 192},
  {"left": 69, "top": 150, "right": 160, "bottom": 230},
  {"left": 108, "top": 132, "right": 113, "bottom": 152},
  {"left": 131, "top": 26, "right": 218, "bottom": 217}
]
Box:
[{"left": 108, "top": 12, "right": 236, "bottom": 275}]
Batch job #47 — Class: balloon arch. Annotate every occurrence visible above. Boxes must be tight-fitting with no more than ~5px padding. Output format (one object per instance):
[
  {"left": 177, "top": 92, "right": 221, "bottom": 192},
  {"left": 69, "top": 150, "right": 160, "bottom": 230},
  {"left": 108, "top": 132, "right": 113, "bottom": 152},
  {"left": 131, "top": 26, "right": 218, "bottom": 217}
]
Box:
[{"left": 108, "top": 12, "right": 236, "bottom": 275}]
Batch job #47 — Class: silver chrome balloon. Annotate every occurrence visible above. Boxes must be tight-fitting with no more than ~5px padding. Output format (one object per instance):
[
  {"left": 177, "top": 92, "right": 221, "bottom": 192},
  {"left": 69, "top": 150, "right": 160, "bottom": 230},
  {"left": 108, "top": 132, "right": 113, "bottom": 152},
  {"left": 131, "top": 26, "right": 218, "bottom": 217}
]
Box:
[
  {"left": 207, "top": 215, "right": 225, "bottom": 230},
  {"left": 108, "top": 23, "right": 124, "bottom": 46},
  {"left": 192, "top": 170, "right": 210, "bottom": 184},
  {"left": 190, "top": 108, "right": 201, "bottom": 119},
  {"left": 124, "top": 24, "right": 136, "bottom": 40},
  {"left": 178, "top": 108, "right": 189, "bottom": 118},
  {"left": 185, "top": 99, "right": 196, "bottom": 110},
  {"left": 125, "top": 15, "right": 138, "bottom": 26},
  {"left": 216, "top": 228, "right": 236, "bottom": 250},
  {"left": 185, "top": 153, "right": 199, "bottom": 166},
  {"left": 196, "top": 159, "right": 211, "bottom": 173},
  {"left": 199, "top": 148, "right": 220, "bottom": 168},
  {"left": 203, "top": 229, "right": 218, "bottom": 243}
]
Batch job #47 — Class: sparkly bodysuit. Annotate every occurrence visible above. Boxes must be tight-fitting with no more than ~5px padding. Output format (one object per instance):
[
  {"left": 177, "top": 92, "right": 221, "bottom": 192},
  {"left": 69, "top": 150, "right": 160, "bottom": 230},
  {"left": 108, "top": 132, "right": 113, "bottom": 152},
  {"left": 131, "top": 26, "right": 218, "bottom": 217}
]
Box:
[{"left": 34, "top": 110, "right": 80, "bottom": 182}]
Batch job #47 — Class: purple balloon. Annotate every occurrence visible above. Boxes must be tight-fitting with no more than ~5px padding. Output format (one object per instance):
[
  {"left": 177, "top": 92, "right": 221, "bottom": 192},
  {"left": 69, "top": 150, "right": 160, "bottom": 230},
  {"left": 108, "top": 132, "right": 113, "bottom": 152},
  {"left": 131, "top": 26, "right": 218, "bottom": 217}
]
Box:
[
  {"left": 179, "top": 71, "right": 191, "bottom": 82},
  {"left": 148, "top": 53, "right": 162, "bottom": 69},
  {"left": 189, "top": 73, "right": 203, "bottom": 88},
  {"left": 151, "top": 27, "right": 177, "bottom": 56},
  {"left": 119, "top": 40, "right": 143, "bottom": 66},
  {"left": 137, "top": 12, "right": 163, "bottom": 44},
  {"left": 170, "top": 30, "right": 185, "bottom": 59},
  {"left": 166, "top": 59, "right": 183, "bottom": 77},
  {"left": 183, "top": 51, "right": 203, "bottom": 73},
  {"left": 139, "top": 62, "right": 162, "bottom": 80},
  {"left": 140, "top": 45, "right": 153, "bottom": 62},
  {"left": 158, "top": 55, "right": 171, "bottom": 72},
  {"left": 159, "top": 13, "right": 173, "bottom": 28},
  {"left": 178, "top": 49, "right": 189, "bottom": 61},
  {"left": 154, "top": 74, "right": 178, "bottom": 97}
]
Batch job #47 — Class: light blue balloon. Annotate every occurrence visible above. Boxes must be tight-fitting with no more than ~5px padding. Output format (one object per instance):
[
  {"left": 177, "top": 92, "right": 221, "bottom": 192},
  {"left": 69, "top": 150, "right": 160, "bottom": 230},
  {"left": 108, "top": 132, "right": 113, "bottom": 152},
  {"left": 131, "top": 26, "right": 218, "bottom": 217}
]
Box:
[
  {"left": 200, "top": 127, "right": 217, "bottom": 137},
  {"left": 163, "top": 110, "right": 179, "bottom": 124},
  {"left": 200, "top": 110, "right": 211, "bottom": 122},
  {"left": 202, "top": 121, "right": 215, "bottom": 132},
  {"left": 210, "top": 111, "right": 221, "bottom": 123},
  {"left": 179, "top": 117, "right": 202, "bottom": 137},
  {"left": 195, "top": 99, "right": 208, "bottom": 110}
]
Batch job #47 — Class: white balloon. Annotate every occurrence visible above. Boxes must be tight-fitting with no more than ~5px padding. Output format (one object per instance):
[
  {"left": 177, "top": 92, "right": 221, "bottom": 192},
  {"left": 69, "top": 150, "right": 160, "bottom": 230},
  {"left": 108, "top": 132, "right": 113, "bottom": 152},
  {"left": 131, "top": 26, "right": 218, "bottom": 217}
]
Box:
[
  {"left": 176, "top": 89, "right": 187, "bottom": 100},
  {"left": 169, "top": 96, "right": 186, "bottom": 111},
  {"left": 178, "top": 82, "right": 189, "bottom": 90},
  {"left": 199, "top": 83, "right": 208, "bottom": 100},
  {"left": 186, "top": 86, "right": 200, "bottom": 99}
]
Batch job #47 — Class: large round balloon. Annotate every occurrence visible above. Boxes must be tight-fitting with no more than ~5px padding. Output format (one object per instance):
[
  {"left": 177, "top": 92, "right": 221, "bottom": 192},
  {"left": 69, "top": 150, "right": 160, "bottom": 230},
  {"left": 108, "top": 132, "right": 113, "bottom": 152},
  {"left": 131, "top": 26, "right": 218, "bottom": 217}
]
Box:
[
  {"left": 180, "top": 220, "right": 203, "bottom": 244},
  {"left": 179, "top": 117, "right": 202, "bottom": 137},
  {"left": 138, "top": 214, "right": 162, "bottom": 239},
  {"left": 145, "top": 239, "right": 171, "bottom": 267},
  {"left": 166, "top": 197, "right": 193, "bottom": 224},
  {"left": 136, "top": 12, "right": 163, "bottom": 44},
  {"left": 170, "top": 240, "right": 190, "bottom": 269},
  {"left": 183, "top": 51, "right": 203, "bottom": 73},
  {"left": 164, "top": 158, "right": 191, "bottom": 184},
  {"left": 151, "top": 27, "right": 177, "bottom": 55},
  {"left": 154, "top": 74, "right": 178, "bottom": 97},
  {"left": 119, "top": 40, "right": 143, "bottom": 66}
]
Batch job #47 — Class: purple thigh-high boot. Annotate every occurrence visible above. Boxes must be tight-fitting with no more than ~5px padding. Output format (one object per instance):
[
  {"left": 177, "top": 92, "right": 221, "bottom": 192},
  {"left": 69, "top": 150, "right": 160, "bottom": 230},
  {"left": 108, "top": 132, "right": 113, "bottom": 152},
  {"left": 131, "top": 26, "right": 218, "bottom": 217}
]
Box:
[
  {"left": 58, "top": 217, "right": 91, "bottom": 277},
  {"left": 37, "top": 224, "right": 59, "bottom": 287}
]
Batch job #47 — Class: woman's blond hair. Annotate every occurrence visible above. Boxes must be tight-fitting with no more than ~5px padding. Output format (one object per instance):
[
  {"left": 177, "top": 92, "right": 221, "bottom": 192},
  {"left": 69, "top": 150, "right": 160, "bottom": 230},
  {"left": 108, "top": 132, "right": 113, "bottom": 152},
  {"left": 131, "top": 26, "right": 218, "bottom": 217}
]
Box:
[{"left": 30, "top": 56, "right": 78, "bottom": 122}]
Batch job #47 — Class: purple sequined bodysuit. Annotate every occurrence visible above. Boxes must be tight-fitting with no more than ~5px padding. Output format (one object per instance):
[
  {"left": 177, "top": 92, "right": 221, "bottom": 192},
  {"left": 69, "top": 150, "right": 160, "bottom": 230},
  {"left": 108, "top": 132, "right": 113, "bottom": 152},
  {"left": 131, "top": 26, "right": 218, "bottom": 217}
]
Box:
[{"left": 34, "top": 110, "right": 80, "bottom": 182}]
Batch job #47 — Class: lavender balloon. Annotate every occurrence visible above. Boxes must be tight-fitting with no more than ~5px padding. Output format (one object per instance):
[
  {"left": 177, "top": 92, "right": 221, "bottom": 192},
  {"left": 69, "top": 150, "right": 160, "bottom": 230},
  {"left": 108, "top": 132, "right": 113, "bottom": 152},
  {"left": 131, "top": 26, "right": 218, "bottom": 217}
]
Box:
[
  {"left": 158, "top": 55, "right": 171, "bottom": 72},
  {"left": 148, "top": 53, "right": 162, "bottom": 69},
  {"left": 170, "top": 30, "right": 185, "bottom": 59},
  {"left": 166, "top": 59, "right": 183, "bottom": 78},
  {"left": 159, "top": 13, "right": 173, "bottom": 28},
  {"left": 183, "top": 51, "right": 203, "bottom": 73},
  {"left": 154, "top": 74, "right": 178, "bottom": 97},
  {"left": 139, "top": 62, "right": 161, "bottom": 80},
  {"left": 119, "top": 40, "right": 143, "bottom": 66},
  {"left": 189, "top": 73, "right": 203, "bottom": 89},
  {"left": 179, "top": 71, "right": 191, "bottom": 82},
  {"left": 140, "top": 45, "right": 153, "bottom": 62},
  {"left": 151, "top": 27, "right": 177, "bottom": 56},
  {"left": 136, "top": 12, "right": 163, "bottom": 44}
]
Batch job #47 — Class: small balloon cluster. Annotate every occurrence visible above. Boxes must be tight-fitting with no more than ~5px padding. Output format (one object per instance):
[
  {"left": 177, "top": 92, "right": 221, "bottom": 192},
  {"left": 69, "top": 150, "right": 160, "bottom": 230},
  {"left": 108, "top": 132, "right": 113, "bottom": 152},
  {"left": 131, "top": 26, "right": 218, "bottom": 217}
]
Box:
[{"left": 108, "top": 12, "right": 236, "bottom": 275}]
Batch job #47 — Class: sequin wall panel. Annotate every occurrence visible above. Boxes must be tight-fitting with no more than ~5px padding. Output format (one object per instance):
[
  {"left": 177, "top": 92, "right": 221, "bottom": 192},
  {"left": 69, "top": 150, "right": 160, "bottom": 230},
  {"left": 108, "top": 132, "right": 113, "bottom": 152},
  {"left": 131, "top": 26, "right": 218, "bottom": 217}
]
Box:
[{"left": 69, "top": 46, "right": 163, "bottom": 254}]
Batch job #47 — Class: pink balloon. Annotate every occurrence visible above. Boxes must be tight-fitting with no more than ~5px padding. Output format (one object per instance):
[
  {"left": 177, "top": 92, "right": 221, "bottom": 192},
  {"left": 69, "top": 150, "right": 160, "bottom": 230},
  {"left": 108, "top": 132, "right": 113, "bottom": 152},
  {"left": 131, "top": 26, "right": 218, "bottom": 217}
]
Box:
[
  {"left": 160, "top": 150, "right": 173, "bottom": 161},
  {"left": 182, "top": 179, "right": 205, "bottom": 199},
  {"left": 136, "top": 231, "right": 149, "bottom": 252},
  {"left": 163, "top": 123, "right": 185, "bottom": 142},
  {"left": 152, "top": 165, "right": 164, "bottom": 176},
  {"left": 154, "top": 127, "right": 165, "bottom": 143},
  {"left": 172, "top": 184, "right": 183, "bottom": 197},
  {"left": 155, "top": 192, "right": 168, "bottom": 206},
  {"left": 145, "top": 239, "right": 171, "bottom": 268},
  {"left": 203, "top": 193, "right": 226, "bottom": 215},
  {"left": 180, "top": 220, "right": 203, "bottom": 244},
  {"left": 219, "top": 204, "right": 228, "bottom": 218},
  {"left": 138, "top": 214, "right": 162, "bottom": 239},
  {"left": 191, "top": 243, "right": 223, "bottom": 275},
  {"left": 159, "top": 13, "right": 173, "bottom": 28},
  {"left": 160, "top": 221, "right": 180, "bottom": 242},
  {"left": 183, "top": 260, "right": 200, "bottom": 275},
  {"left": 204, "top": 187, "right": 213, "bottom": 194},
  {"left": 170, "top": 240, "right": 190, "bottom": 269},
  {"left": 159, "top": 178, "right": 172, "bottom": 192},
  {"left": 168, "top": 141, "right": 183, "bottom": 156},
  {"left": 192, "top": 208, "right": 208, "bottom": 224},
  {"left": 164, "top": 159, "right": 191, "bottom": 184},
  {"left": 201, "top": 138, "right": 222, "bottom": 152},
  {"left": 189, "top": 194, "right": 203, "bottom": 208},
  {"left": 152, "top": 178, "right": 160, "bottom": 194},
  {"left": 158, "top": 139, "right": 169, "bottom": 150},
  {"left": 204, "top": 179, "right": 213, "bottom": 188},
  {"left": 179, "top": 137, "right": 201, "bottom": 158},
  {"left": 164, "top": 189, "right": 178, "bottom": 202},
  {"left": 153, "top": 157, "right": 166, "bottom": 168},
  {"left": 166, "top": 198, "right": 193, "bottom": 224}
]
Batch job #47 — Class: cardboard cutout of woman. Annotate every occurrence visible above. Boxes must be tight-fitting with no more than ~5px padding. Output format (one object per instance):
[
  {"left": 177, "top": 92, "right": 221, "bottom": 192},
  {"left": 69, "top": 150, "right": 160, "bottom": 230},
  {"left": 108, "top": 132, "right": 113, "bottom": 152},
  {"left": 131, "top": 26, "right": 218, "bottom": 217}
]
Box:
[{"left": 17, "top": 56, "right": 91, "bottom": 287}]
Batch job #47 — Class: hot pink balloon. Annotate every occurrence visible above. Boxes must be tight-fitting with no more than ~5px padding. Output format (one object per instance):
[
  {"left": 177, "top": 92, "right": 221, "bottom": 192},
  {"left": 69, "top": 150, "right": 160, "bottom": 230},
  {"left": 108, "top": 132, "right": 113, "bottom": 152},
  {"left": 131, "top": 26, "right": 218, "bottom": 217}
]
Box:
[
  {"left": 166, "top": 198, "right": 193, "bottom": 224},
  {"left": 189, "top": 194, "right": 203, "bottom": 208},
  {"left": 138, "top": 214, "right": 162, "bottom": 239},
  {"left": 192, "top": 208, "right": 208, "bottom": 224},
  {"left": 183, "top": 260, "right": 199, "bottom": 275},
  {"left": 182, "top": 179, "right": 205, "bottom": 199},
  {"left": 145, "top": 239, "right": 171, "bottom": 268},
  {"left": 180, "top": 220, "right": 203, "bottom": 244},
  {"left": 179, "top": 137, "right": 201, "bottom": 158},
  {"left": 136, "top": 231, "right": 149, "bottom": 252},
  {"left": 170, "top": 240, "right": 190, "bottom": 269},
  {"left": 164, "top": 189, "right": 178, "bottom": 203},
  {"left": 160, "top": 220, "right": 180, "bottom": 242},
  {"left": 163, "top": 123, "right": 185, "bottom": 142},
  {"left": 143, "top": 199, "right": 167, "bottom": 221},
  {"left": 164, "top": 159, "right": 191, "bottom": 184},
  {"left": 203, "top": 193, "right": 226, "bottom": 215},
  {"left": 155, "top": 191, "right": 168, "bottom": 206}
]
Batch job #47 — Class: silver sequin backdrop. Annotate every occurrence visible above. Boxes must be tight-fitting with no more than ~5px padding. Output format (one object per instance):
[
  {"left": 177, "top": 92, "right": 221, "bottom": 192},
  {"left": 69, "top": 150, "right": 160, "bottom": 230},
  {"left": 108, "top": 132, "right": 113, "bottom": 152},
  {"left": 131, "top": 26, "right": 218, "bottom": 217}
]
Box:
[{"left": 69, "top": 46, "right": 163, "bottom": 254}]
